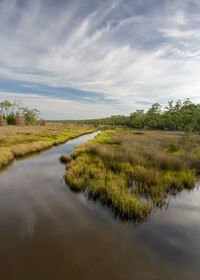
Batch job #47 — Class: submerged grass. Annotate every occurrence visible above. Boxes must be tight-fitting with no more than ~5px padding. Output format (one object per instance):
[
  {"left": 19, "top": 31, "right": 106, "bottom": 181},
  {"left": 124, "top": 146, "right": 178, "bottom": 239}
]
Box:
[
  {"left": 0, "top": 123, "right": 95, "bottom": 168},
  {"left": 64, "top": 128, "right": 200, "bottom": 220}
]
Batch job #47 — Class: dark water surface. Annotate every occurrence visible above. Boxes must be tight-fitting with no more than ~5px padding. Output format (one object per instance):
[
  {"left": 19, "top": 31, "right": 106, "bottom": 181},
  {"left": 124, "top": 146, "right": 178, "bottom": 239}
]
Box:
[{"left": 0, "top": 131, "right": 200, "bottom": 280}]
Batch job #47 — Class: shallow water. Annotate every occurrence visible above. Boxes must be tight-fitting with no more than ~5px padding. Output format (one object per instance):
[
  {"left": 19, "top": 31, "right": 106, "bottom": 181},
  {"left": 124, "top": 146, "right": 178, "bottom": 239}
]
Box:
[{"left": 0, "top": 131, "right": 199, "bottom": 280}]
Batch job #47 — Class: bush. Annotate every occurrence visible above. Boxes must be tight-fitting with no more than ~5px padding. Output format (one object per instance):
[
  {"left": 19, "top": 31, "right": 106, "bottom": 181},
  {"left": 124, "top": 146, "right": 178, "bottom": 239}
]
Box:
[
  {"left": 0, "top": 114, "right": 6, "bottom": 126},
  {"left": 167, "top": 140, "right": 181, "bottom": 153},
  {"left": 41, "top": 119, "right": 46, "bottom": 126},
  {"left": 7, "top": 113, "right": 16, "bottom": 125},
  {"left": 15, "top": 114, "right": 25, "bottom": 126}
]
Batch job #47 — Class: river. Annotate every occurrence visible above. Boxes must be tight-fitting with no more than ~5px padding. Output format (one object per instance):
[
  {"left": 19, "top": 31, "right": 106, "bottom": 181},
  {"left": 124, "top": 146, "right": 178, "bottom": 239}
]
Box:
[{"left": 0, "top": 131, "right": 199, "bottom": 280}]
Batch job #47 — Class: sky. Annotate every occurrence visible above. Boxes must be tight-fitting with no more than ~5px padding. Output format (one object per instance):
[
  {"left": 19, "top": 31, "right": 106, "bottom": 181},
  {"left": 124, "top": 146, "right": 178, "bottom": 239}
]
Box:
[{"left": 0, "top": 0, "right": 200, "bottom": 119}]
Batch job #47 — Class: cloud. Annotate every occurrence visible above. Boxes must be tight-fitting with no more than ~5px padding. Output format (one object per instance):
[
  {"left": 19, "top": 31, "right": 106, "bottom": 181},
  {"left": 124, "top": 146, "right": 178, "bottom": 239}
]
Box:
[
  {"left": 174, "top": 10, "right": 187, "bottom": 25},
  {"left": 0, "top": 0, "right": 200, "bottom": 118},
  {"left": 0, "top": 91, "right": 128, "bottom": 119},
  {"left": 160, "top": 28, "right": 199, "bottom": 39}
]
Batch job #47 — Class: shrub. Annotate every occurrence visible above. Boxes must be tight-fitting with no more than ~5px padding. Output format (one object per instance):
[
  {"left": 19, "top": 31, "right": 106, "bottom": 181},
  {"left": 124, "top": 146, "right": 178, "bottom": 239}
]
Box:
[
  {"left": 0, "top": 114, "right": 6, "bottom": 126},
  {"left": 167, "top": 140, "right": 181, "bottom": 153},
  {"left": 15, "top": 114, "right": 25, "bottom": 126},
  {"left": 7, "top": 113, "right": 16, "bottom": 125},
  {"left": 41, "top": 119, "right": 46, "bottom": 126}
]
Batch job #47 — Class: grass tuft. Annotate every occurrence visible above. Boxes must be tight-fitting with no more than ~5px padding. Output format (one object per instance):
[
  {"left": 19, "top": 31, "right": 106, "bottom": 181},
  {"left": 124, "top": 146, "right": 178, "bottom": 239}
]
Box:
[{"left": 60, "top": 154, "right": 71, "bottom": 164}]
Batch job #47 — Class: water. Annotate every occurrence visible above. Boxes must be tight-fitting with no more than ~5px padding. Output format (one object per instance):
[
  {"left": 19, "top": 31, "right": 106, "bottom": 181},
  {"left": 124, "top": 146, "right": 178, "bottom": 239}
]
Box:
[{"left": 0, "top": 131, "right": 199, "bottom": 280}]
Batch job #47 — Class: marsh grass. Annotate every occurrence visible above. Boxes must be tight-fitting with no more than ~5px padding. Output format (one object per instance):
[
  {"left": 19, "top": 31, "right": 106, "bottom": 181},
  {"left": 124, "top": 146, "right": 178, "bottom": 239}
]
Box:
[
  {"left": 0, "top": 124, "right": 95, "bottom": 168},
  {"left": 64, "top": 129, "right": 200, "bottom": 220},
  {"left": 60, "top": 154, "right": 71, "bottom": 164}
]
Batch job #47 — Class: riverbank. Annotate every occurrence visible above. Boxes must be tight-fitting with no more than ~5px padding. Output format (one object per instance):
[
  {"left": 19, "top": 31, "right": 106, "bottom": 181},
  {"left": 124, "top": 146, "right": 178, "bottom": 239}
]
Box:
[
  {"left": 0, "top": 124, "right": 95, "bottom": 169},
  {"left": 64, "top": 128, "right": 200, "bottom": 220}
]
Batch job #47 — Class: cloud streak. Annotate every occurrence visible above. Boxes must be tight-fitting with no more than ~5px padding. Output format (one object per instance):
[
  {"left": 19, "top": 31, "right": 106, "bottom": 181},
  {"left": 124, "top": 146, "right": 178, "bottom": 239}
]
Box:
[{"left": 0, "top": 0, "right": 200, "bottom": 118}]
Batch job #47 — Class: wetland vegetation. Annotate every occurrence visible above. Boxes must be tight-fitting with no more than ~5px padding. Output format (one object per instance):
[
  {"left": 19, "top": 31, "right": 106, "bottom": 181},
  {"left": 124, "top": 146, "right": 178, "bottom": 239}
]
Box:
[
  {"left": 1, "top": 98, "right": 200, "bottom": 221},
  {"left": 0, "top": 124, "right": 95, "bottom": 169},
  {"left": 63, "top": 128, "right": 200, "bottom": 220}
]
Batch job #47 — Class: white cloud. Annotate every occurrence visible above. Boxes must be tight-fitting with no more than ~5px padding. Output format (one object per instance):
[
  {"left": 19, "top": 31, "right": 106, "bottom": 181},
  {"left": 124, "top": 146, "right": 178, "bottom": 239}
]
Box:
[
  {"left": 174, "top": 10, "right": 187, "bottom": 25},
  {"left": 0, "top": 0, "right": 200, "bottom": 118},
  {"left": 160, "top": 28, "right": 199, "bottom": 39},
  {"left": 0, "top": 91, "right": 127, "bottom": 119}
]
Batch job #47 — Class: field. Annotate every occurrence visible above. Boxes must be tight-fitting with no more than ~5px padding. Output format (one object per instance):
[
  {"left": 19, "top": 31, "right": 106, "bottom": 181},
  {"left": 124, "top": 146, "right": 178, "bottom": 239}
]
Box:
[
  {"left": 0, "top": 123, "right": 95, "bottom": 169},
  {"left": 63, "top": 128, "right": 200, "bottom": 220}
]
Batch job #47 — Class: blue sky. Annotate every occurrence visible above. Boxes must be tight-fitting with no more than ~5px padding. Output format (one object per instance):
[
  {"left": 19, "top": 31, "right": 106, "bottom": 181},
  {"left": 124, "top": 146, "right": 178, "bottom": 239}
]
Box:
[{"left": 0, "top": 0, "right": 200, "bottom": 119}]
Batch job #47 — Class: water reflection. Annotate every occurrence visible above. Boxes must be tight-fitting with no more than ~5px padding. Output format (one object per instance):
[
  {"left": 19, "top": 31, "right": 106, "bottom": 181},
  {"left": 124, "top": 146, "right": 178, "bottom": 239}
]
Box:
[
  {"left": 132, "top": 184, "right": 200, "bottom": 279},
  {"left": 0, "top": 131, "right": 199, "bottom": 280}
]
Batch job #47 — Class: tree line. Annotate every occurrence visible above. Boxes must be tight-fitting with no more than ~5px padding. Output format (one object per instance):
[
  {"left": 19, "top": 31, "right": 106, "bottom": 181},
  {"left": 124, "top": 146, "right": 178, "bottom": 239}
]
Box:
[
  {"left": 75, "top": 99, "right": 200, "bottom": 131},
  {"left": 0, "top": 100, "right": 43, "bottom": 126}
]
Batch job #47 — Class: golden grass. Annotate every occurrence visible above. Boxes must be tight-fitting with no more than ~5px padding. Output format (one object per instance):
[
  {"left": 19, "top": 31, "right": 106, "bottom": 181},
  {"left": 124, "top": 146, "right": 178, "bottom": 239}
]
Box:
[{"left": 0, "top": 123, "right": 95, "bottom": 168}]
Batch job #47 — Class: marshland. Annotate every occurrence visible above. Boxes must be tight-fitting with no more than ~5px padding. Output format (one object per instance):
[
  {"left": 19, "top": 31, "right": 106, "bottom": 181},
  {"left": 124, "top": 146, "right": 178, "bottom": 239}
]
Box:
[
  {"left": 0, "top": 124, "right": 95, "bottom": 169},
  {"left": 2, "top": 0, "right": 200, "bottom": 278},
  {"left": 63, "top": 128, "right": 200, "bottom": 220},
  {"left": 0, "top": 100, "right": 96, "bottom": 169},
  {"left": 0, "top": 99, "right": 200, "bottom": 280}
]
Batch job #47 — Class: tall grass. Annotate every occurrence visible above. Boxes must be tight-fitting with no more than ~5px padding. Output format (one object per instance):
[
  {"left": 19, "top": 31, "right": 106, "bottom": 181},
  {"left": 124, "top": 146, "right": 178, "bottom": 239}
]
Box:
[{"left": 64, "top": 129, "right": 200, "bottom": 220}]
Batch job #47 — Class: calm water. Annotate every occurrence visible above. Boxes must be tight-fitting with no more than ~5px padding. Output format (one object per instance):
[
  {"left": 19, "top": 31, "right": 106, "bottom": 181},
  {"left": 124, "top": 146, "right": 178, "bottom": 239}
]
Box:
[{"left": 0, "top": 131, "right": 199, "bottom": 280}]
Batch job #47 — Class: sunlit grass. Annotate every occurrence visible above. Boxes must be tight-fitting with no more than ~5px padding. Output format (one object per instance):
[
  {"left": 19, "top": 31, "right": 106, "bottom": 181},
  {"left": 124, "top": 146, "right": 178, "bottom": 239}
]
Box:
[{"left": 0, "top": 123, "right": 95, "bottom": 168}]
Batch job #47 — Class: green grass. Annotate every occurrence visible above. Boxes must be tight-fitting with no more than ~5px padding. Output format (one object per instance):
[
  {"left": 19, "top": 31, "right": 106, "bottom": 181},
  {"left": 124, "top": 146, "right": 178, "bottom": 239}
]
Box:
[
  {"left": 63, "top": 128, "right": 200, "bottom": 220},
  {"left": 0, "top": 124, "right": 95, "bottom": 169},
  {"left": 60, "top": 154, "right": 71, "bottom": 163}
]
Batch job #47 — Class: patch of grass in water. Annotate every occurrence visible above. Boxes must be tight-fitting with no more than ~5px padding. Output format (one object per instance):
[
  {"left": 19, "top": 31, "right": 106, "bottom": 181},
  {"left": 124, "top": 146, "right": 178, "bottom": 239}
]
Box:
[
  {"left": 63, "top": 128, "right": 199, "bottom": 221},
  {"left": 60, "top": 154, "right": 70, "bottom": 164}
]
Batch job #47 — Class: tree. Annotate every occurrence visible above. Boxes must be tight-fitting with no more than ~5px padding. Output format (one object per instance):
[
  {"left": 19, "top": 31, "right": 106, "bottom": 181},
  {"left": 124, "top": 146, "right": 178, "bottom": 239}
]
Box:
[
  {"left": 0, "top": 114, "right": 5, "bottom": 126},
  {"left": 0, "top": 99, "right": 40, "bottom": 126},
  {"left": 129, "top": 110, "right": 145, "bottom": 128},
  {"left": 145, "top": 103, "right": 162, "bottom": 129}
]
